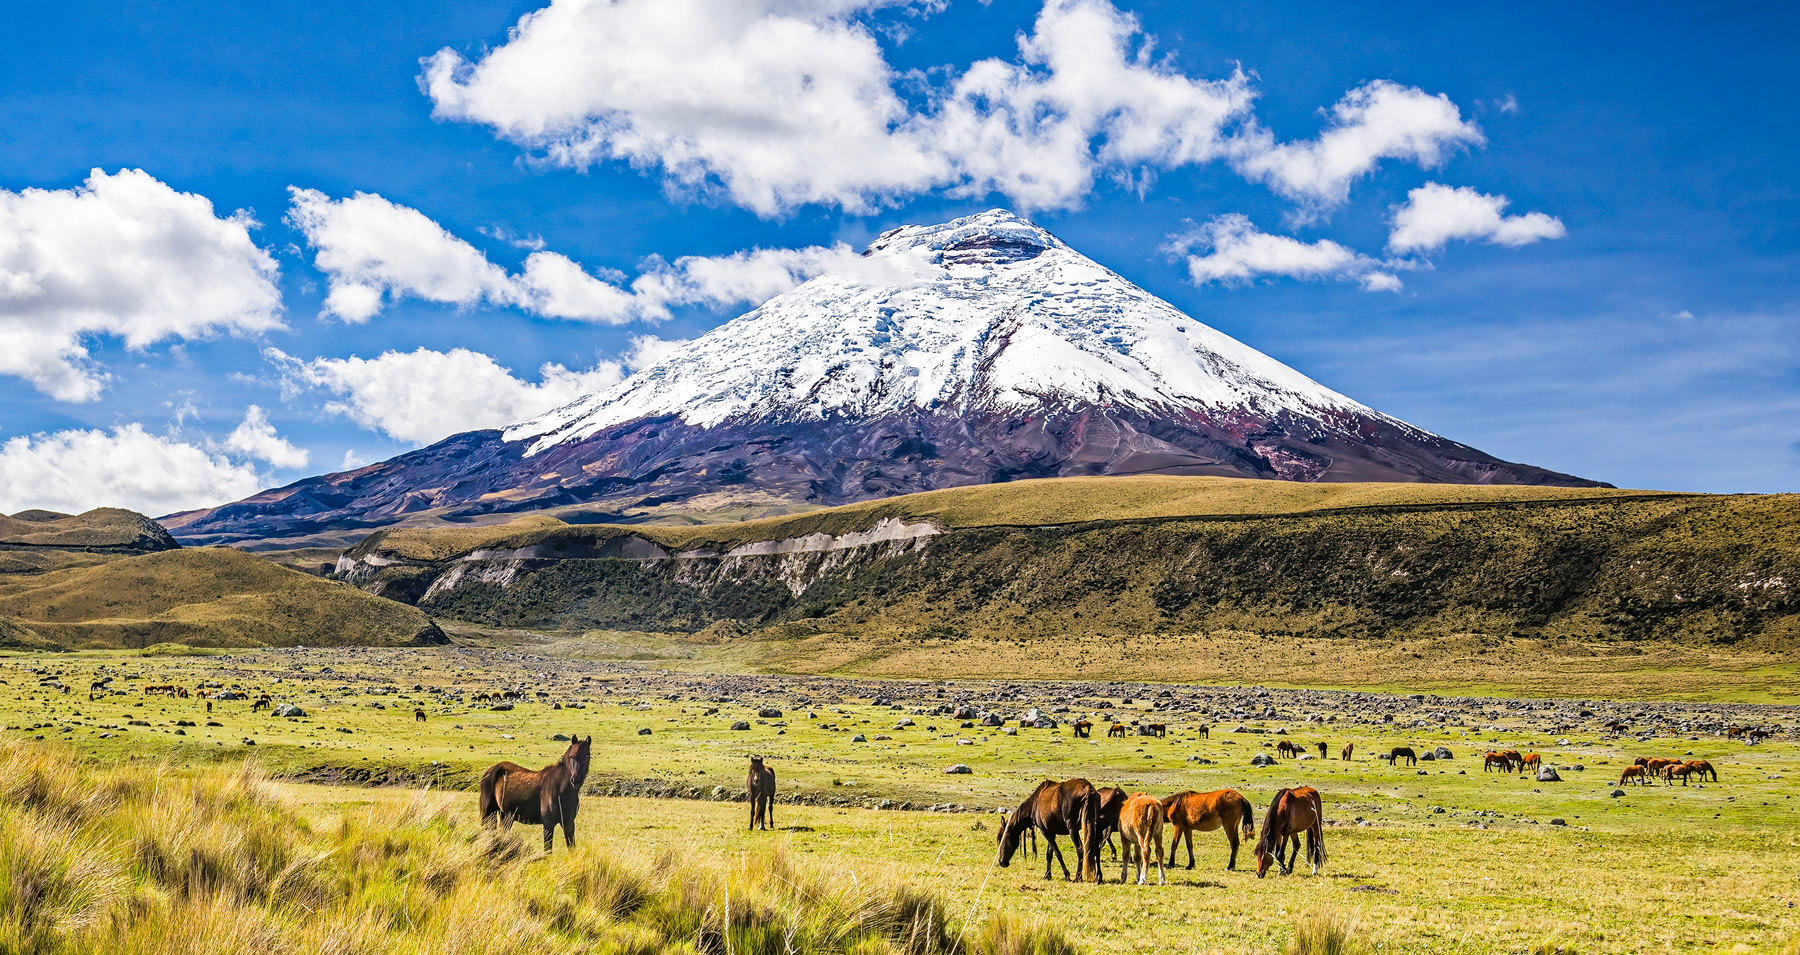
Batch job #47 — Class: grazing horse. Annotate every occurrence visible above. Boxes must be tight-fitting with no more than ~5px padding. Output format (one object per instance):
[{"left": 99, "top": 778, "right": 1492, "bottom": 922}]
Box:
[
  {"left": 1315, "top": 742, "right": 1328, "bottom": 759},
  {"left": 747, "top": 756, "right": 777, "bottom": 830},
  {"left": 1618, "top": 765, "right": 1651, "bottom": 786},
  {"left": 1253, "top": 787, "right": 1326, "bottom": 878},
  {"left": 1519, "top": 753, "right": 1542, "bottom": 774},
  {"left": 88, "top": 681, "right": 107, "bottom": 700},
  {"left": 1340, "top": 742, "right": 1353, "bottom": 761},
  {"left": 1197, "top": 724, "right": 1210, "bottom": 739},
  {"left": 479, "top": 735, "right": 593, "bottom": 851},
  {"left": 251, "top": 696, "right": 271, "bottom": 713},
  {"left": 1276, "top": 740, "right": 1301, "bottom": 759},
  {"left": 1116, "top": 793, "right": 1166, "bottom": 886},
  {"left": 1000, "top": 810, "right": 1039, "bottom": 857},
  {"left": 1388, "top": 746, "right": 1418, "bottom": 767},
  {"left": 1727, "top": 725, "right": 1747, "bottom": 739},
  {"left": 1483, "top": 752, "right": 1512, "bottom": 773},
  {"left": 1664, "top": 763, "right": 1699, "bottom": 786},
  {"left": 1643, "top": 757, "right": 1680, "bottom": 778},
  {"left": 1107, "top": 723, "right": 1127, "bottom": 738},
  {"left": 1160, "top": 789, "right": 1255, "bottom": 870},
  {"left": 1685, "top": 759, "right": 1718, "bottom": 782},
  {"left": 995, "top": 778, "right": 1103, "bottom": 882},
  {"left": 1499, "top": 750, "right": 1523, "bottom": 770},
  {"left": 1072, "top": 720, "right": 1092, "bottom": 738},
  {"left": 1147, "top": 723, "right": 1167, "bottom": 738},
  {"left": 414, "top": 708, "right": 427, "bottom": 722}
]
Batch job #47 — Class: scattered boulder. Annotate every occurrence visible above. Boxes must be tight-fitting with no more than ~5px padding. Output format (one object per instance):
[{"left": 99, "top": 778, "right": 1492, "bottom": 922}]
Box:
[
  {"left": 945, "top": 764, "right": 973, "bottom": 775},
  {"left": 758, "top": 708, "right": 782, "bottom": 718},
  {"left": 980, "top": 713, "right": 1004, "bottom": 727},
  {"left": 1549, "top": 818, "right": 1567, "bottom": 826},
  {"left": 1250, "top": 753, "right": 1277, "bottom": 767},
  {"left": 1433, "top": 746, "right": 1454, "bottom": 760},
  {"left": 730, "top": 721, "right": 751, "bottom": 731},
  {"left": 850, "top": 734, "right": 867, "bottom": 743},
  {"left": 272, "top": 703, "right": 305, "bottom": 718},
  {"left": 1611, "top": 789, "right": 1626, "bottom": 798},
  {"left": 1537, "top": 767, "right": 1562, "bottom": 782},
  {"left": 637, "top": 728, "right": 652, "bottom": 736}
]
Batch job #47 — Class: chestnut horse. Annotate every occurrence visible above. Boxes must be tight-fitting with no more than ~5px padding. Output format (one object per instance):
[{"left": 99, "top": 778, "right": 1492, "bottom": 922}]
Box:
[
  {"left": 1117, "top": 793, "right": 1166, "bottom": 885},
  {"left": 1277, "top": 740, "right": 1301, "bottom": 758},
  {"left": 1685, "top": 759, "right": 1718, "bottom": 782},
  {"left": 1618, "top": 765, "right": 1650, "bottom": 786},
  {"left": 747, "top": 755, "right": 777, "bottom": 830},
  {"left": 1160, "top": 788, "right": 1255, "bottom": 870},
  {"left": 995, "top": 778, "right": 1103, "bottom": 882},
  {"left": 1107, "top": 723, "right": 1127, "bottom": 738},
  {"left": 1483, "top": 752, "right": 1512, "bottom": 773},
  {"left": 480, "top": 735, "right": 592, "bottom": 851},
  {"left": 1253, "top": 786, "right": 1325, "bottom": 878},
  {"left": 1519, "top": 753, "right": 1542, "bottom": 774},
  {"left": 1095, "top": 786, "right": 1128, "bottom": 860},
  {"left": 1340, "top": 742, "right": 1353, "bottom": 761},
  {"left": 1073, "top": 720, "right": 1092, "bottom": 738}
]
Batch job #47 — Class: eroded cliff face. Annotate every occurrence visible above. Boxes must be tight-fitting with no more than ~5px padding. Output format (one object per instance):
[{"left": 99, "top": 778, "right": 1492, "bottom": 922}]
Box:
[{"left": 335, "top": 518, "right": 941, "bottom": 626}]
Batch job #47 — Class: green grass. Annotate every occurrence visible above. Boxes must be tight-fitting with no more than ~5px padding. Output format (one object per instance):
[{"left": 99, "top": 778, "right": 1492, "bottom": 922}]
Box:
[
  {"left": 0, "top": 506, "right": 178, "bottom": 551},
  {"left": 3, "top": 647, "right": 1798, "bottom": 954}
]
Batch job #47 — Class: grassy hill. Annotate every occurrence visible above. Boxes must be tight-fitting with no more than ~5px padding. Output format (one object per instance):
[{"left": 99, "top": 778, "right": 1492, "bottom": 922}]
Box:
[
  {"left": 342, "top": 478, "right": 1799, "bottom": 676},
  {"left": 0, "top": 506, "right": 180, "bottom": 551}
]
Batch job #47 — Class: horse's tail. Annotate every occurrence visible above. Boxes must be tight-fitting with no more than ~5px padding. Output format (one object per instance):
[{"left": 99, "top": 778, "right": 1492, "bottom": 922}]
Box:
[
  {"left": 1079, "top": 788, "right": 1102, "bottom": 882},
  {"left": 478, "top": 765, "right": 502, "bottom": 824},
  {"left": 1309, "top": 792, "right": 1327, "bottom": 870},
  {"left": 1235, "top": 791, "right": 1255, "bottom": 840}
]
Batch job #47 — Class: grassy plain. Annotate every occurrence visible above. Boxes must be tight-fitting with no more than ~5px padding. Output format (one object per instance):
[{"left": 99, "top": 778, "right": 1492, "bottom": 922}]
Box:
[{"left": 3, "top": 646, "right": 1797, "bottom": 954}]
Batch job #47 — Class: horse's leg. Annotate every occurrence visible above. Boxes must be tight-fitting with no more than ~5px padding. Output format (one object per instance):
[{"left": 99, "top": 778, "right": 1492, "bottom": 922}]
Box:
[
  {"left": 1044, "top": 833, "right": 1068, "bottom": 880},
  {"left": 768, "top": 793, "right": 775, "bottom": 829},
  {"left": 1153, "top": 827, "right": 1165, "bottom": 885},
  {"left": 1221, "top": 825, "right": 1234, "bottom": 871},
  {"left": 1306, "top": 828, "right": 1318, "bottom": 875}
]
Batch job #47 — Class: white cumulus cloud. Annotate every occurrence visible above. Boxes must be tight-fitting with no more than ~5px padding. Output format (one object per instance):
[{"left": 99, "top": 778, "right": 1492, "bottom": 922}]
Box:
[
  {"left": 289, "top": 188, "right": 859, "bottom": 323},
  {"left": 1172, "top": 214, "right": 1400, "bottom": 291},
  {"left": 1387, "top": 182, "right": 1566, "bottom": 253},
  {"left": 224, "top": 405, "right": 310, "bottom": 469},
  {"left": 0, "top": 424, "right": 265, "bottom": 516},
  {"left": 421, "top": 0, "right": 1265, "bottom": 214},
  {"left": 270, "top": 346, "right": 629, "bottom": 445},
  {"left": 1230, "top": 80, "right": 1483, "bottom": 211},
  {"left": 0, "top": 168, "right": 283, "bottom": 401}
]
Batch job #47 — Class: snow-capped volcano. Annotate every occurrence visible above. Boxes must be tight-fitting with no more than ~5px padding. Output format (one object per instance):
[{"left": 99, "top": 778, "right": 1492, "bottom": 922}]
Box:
[
  {"left": 508, "top": 210, "right": 1398, "bottom": 453},
  {"left": 164, "top": 210, "right": 1603, "bottom": 546}
]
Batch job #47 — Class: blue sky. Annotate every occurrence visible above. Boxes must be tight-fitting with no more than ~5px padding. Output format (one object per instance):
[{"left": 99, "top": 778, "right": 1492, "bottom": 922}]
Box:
[{"left": 1, "top": 0, "right": 1796, "bottom": 514}]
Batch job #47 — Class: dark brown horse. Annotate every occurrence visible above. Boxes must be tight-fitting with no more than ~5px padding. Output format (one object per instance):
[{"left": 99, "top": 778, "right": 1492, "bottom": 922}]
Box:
[
  {"left": 1315, "top": 742, "right": 1328, "bottom": 759},
  {"left": 995, "top": 778, "right": 1103, "bottom": 882},
  {"left": 479, "top": 735, "right": 592, "bottom": 851},
  {"left": 1253, "top": 786, "right": 1325, "bottom": 878},
  {"left": 1277, "top": 740, "right": 1301, "bottom": 758},
  {"left": 1388, "top": 746, "right": 1418, "bottom": 767},
  {"left": 1160, "top": 789, "right": 1255, "bottom": 870},
  {"left": 747, "top": 755, "right": 776, "bottom": 830},
  {"left": 1072, "top": 720, "right": 1092, "bottom": 738},
  {"left": 1107, "top": 723, "right": 1127, "bottom": 738}
]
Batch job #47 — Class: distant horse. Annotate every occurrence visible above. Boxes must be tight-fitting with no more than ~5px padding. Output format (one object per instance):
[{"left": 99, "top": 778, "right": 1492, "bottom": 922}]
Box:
[
  {"left": 414, "top": 708, "right": 427, "bottom": 722},
  {"left": 1160, "top": 789, "right": 1255, "bottom": 870},
  {"left": 1116, "top": 793, "right": 1166, "bottom": 885},
  {"left": 995, "top": 778, "right": 1103, "bottom": 882},
  {"left": 1253, "top": 787, "right": 1325, "bottom": 878},
  {"left": 1483, "top": 752, "right": 1512, "bottom": 773},
  {"left": 1519, "top": 753, "right": 1542, "bottom": 774},
  {"left": 1618, "top": 765, "right": 1650, "bottom": 786},
  {"left": 1664, "top": 763, "right": 1699, "bottom": 786},
  {"left": 1340, "top": 742, "right": 1353, "bottom": 761},
  {"left": 1388, "top": 746, "right": 1417, "bottom": 767},
  {"left": 479, "top": 735, "right": 593, "bottom": 851},
  {"left": 251, "top": 696, "right": 271, "bottom": 713},
  {"left": 1072, "top": 720, "right": 1092, "bottom": 738},
  {"left": 1277, "top": 740, "right": 1302, "bottom": 758},
  {"left": 1107, "top": 723, "right": 1127, "bottom": 738},
  {"left": 1197, "top": 724, "right": 1209, "bottom": 739},
  {"left": 1727, "top": 725, "right": 1747, "bottom": 739},
  {"left": 747, "top": 755, "right": 777, "bottom": 830},
  {"left": 88, "top": 681, "right": 106, "bottom": 700},
  {"left": 1643, "top": 757, "right": 1680, "bottom": 777},
  {"left": 1146, "top": 723, "right": 1167, "bottom": 738},
  {"left": 1499, "top": 750, "right": 1523, "bottom": 770},
  {"left": 1685, "top": 759, "right": 1718, "bottom": 782}
]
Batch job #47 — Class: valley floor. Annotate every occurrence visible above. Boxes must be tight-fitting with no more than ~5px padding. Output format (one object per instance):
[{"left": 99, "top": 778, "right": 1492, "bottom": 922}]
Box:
[{"left": 2, "top": 643, "right": 1797, "bottom": 953}]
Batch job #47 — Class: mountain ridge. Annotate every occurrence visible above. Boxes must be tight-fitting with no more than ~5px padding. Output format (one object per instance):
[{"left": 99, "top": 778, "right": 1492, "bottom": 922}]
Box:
[{"left": 165, "top": 209, "right": 1604, "bottom": 546}]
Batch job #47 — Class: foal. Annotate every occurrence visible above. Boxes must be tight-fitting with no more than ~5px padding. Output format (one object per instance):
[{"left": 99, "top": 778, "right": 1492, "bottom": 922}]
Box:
[
  {"left": 1116, "top": 793, "right": 1166, "bottom": 886},
  {"left": 747, "top": 756, "right": 777, "bottom": 830}
]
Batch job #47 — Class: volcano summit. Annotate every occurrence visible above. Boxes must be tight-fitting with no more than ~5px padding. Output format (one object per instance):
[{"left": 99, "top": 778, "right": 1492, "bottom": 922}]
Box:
[{"left": 167, "top": 210, "right": 1602, "bottom": 544}]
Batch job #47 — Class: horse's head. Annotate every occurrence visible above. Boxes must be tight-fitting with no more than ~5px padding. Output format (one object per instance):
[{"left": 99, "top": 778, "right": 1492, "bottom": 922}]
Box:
[
  {"left": 994, "top": 810, "right": 1022, "bottom": 868},
  {"left": 750, "top": 755, "right": 764, "bottom": 772},
  {"left": 562, "top": 735, "right": 592, "bottom": 788}
]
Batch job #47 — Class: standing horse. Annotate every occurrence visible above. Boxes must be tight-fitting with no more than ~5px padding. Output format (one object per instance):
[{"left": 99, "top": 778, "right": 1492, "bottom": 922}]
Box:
[
  {"left": 1094, "top": 786, "right": 1128, "bottom": 860},
  {"left": 1277, "top": 740, "right": 1301, "bottom": 758},
  {"left": 1484, "top": 752, "right": 1512, "bottom": 773},
  {"left": 1340, "top": 742, "right": 1354, "bottom": 761},
  {"left": 1315, "top": 742, "right": 1328, "bottom": 759},
  {"left": 1685, "top": 759, "right": 1718, "bottom": 782},
  {"left": 1072, "top": 720, "right": 1092, "bottom": 738},
  {"left": 747, "top": 755, "right": 777, "bottom": 830},
  {"left": 479, "top": 735, "right": 592, "bottom": 852},
  {"left": 995, "top": 778, "right": 1103, "bottom": 882},
  {"left": 1197, "top": 724, "right": 1210, "bottom": 739},
  {"left": 1116, "top": 793, "right": 1166, "bottom": 885},
  {"left": 1107, "top": 723, "right": 1127, "bottom": 738},
  {"left": 1160, "top": 789, "right": 1255, "bottom": 870},
  {"left": 414, "top": 708, "right": 427, "bottom": 722},
  {"left": 1519, "top": 753, "right": 1542, "bottom": 774},
  {"left": 1618, "top": 765, "right": 1650, "bottom": 786},
  {"left": 1253, "top": 787, "right": 1326, "bottom": 878},
  {"left": 1388, "top": 746, "right": 1418, "bottom": 767}
]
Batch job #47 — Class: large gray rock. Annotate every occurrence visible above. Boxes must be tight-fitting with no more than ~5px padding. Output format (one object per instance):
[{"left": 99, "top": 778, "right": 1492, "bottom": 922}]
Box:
[
  {"left": 980, "top": 713, "right": 1004, "bottom": 727},
  {"left": 1433, "top": 746, "right": 1454, "bottom": 760},
  {"left": 1250, "top": 753, "right": 1277, "bottom": 767},
  {"left": 944, "top": 764, "right": 973, "bottom": 775},
  {"left": 730, "top": 720, "right": 751, "bottom": 730},
  {"left": 272, "top": 703, "right": 305, "bottom": 718},
  {"left": 1536, "top": 767, "right": 1562, "bottom": 782},
  {"left": 758, "top": 708, "right": 782, "bottom": 718}
]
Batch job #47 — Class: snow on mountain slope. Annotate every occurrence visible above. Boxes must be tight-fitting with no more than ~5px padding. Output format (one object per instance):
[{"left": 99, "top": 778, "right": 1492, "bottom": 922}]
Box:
[{"left": 507, "top": 210, "right": 1413, "bottom": 454}]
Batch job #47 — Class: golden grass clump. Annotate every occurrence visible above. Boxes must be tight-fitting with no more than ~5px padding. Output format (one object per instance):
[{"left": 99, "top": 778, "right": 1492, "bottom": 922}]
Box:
[
  {"left": 1284, "top": 907, "right": 1371, "bottom": 955},
  {"left": 0, "top": 742, "right": 1074, "bottom": 955}
]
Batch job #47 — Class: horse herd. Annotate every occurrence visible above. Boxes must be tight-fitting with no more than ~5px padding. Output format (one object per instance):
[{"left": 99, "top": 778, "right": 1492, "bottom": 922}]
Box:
[
  {"left": 473, "top": 739, "right": 1325, "bottom": 885},
  {"left": 1618, "top": 756, "right": 1719, "bottom": 786}
]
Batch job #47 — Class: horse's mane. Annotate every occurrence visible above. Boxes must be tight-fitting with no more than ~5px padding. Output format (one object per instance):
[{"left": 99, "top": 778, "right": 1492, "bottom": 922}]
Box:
[{"left": 1253, "top": 788, "right": 1291, "bottom": 857}]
